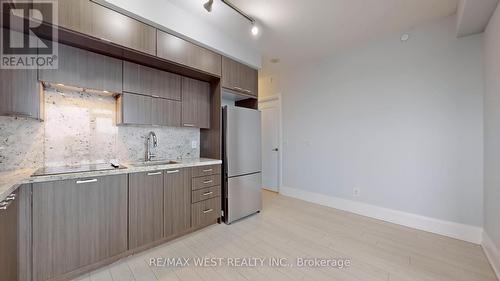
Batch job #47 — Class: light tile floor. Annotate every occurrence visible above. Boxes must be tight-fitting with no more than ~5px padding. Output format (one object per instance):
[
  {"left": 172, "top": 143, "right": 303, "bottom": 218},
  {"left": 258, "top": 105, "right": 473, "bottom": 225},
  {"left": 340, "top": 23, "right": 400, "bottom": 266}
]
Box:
[{"left": 73, "top": 191, "right": 498, "bottom": 281}]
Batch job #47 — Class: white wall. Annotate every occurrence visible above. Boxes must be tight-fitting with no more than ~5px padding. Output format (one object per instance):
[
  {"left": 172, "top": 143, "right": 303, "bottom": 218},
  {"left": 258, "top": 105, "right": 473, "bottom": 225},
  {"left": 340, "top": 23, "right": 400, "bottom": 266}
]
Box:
[
  {"left": 100, "top": 0, "right": 261, "bottom": 68},
  {"left": 280, "top": 16, "right": 484, "bottom": 227},
  {"left": 484, "top": 0, "right": 500, "bottom": 259}
]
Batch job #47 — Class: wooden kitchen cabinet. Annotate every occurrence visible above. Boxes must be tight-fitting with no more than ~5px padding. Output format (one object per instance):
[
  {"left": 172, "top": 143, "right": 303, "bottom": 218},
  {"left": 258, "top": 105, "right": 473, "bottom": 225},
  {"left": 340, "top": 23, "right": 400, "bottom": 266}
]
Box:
[
  {"left": 157, "top": 30, "right": 222, "bottom": 76},
  {"left": 36, "top": 0, "right": 156, "bottom": 55},
  {"left": 117, "top": 93, "right": 181, "bottom": 126},
  {"left": 116, "top": 93, "right": 152, "bottom": 125},
  {"left": 191, "top": 197, "right": 221, "bottom": 228},
  {"left": 0, "top": 190, "right": 19, "bottom": 281},
  {"left": 181, "top": 77, "right": 210, "bottom": 129},
  {"left": 0, "top": 68, "right": 41, "bottom": 119},
  {"left": 164, "top": 168, "right": 191, "bottom": 238},
  {"left": 123, "top": 61, "right": 181, "bottom": 100},
  {"left": 129, "top": 171, "right": 164, "bottom": 249},
  {"left": 39, "top": 43, "right": 123, "bottom": 93},
  {"left": 0, "top": 29, "right": 41, "bottom": 119},
  {"left": 152, "top": 97, "right": 182, "bottom": 127},
  {"left": 222, "top": 56, "right": 258, "bottom": 97},
  {"left": 32, "top": 175, "right": 128, "bottom": 281}
]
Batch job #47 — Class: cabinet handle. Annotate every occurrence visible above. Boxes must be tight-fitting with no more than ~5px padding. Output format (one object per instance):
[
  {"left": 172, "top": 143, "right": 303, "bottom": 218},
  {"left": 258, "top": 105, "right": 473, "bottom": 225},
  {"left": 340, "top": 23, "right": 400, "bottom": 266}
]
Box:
[
  {"left": 5, "top": 194, "right": 16, "bottom": 201},
  {"left": 183, "top": 124, "right": 195, "bottom": 127},
  {"left": 147, "top": 172, "right": 162, "bottom": 176},
  {"left": 151, "top": 95, "right": 160, "bottom": 98},
  {"left": 203, "top": 209, "right": 213, "bottom": 214},
  {"left": 203, "top": 191, "right": 213, "bottom": 196},
  {"left": 76, "top": 179, "right": 98, "bottom": 184},
  {"left": 167, "top": 170, "right": 179, "bottom": 174},
  {"left": 243, "top": 89, "right": 252, "bottom": 94},
  {"left": 234, "top": 87, "right": 243, "bottom": 91},
  {"left": 203, "top": 180, "right": 213, "bottom": 184},
  {"left": 202, "top": 169, "right": 213, "bottom": 172}
]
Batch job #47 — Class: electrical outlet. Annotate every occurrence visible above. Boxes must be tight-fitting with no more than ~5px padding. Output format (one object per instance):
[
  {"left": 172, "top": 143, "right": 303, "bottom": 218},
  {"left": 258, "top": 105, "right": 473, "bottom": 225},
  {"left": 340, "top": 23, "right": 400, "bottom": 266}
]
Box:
[
  {"left": 353, "top": 188, "right": 360, "bottom": 197},
  {"left": 191, "top": 141, "right": 198, "bottom": 149}
]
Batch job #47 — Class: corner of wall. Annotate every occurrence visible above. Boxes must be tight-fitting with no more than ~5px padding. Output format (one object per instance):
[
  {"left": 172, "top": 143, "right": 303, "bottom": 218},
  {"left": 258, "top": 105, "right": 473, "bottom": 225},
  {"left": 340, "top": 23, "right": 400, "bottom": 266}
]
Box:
[{"left": 482, "top": 231, "right": 500, "bottom": 279}]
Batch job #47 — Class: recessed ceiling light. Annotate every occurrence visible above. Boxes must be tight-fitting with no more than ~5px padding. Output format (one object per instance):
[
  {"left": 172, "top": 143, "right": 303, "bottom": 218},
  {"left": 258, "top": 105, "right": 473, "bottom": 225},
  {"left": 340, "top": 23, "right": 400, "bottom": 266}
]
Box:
[
  {"left": 401, "top": 33, "right": 410, "bottom": 42},
  {"left": 251, "top": 24, "right": 259, "bottom": 36},
  {"left": 203, "top": 0, "right": 213, "bottom": 12}
]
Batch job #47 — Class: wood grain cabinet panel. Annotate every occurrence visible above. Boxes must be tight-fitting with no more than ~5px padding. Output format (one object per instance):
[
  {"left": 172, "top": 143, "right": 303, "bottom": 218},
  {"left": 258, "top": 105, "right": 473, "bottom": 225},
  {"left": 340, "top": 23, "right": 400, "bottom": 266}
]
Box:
[
  {"left": 152, "top": 98, "right": 181, "bottom": 127},
  {"left": 123, "top": 61, "right": 181, "bottom": 100},
  {"left": 191, "top": 197, "right": 220, "bottom": 228},
  {"left": 192, "top": 174, "right": 221, "bottom": 190},
  {"left": 89, "top": 1, "right": 156, "bottom": 55},
  {"left": 157, "top": 30, "right": 222, "bottom": 76},
  {"left": 192, "top": 164, "right": 221, "bottom": 177},
  {"left": 164, "top": 168, "right": 191, "bottom": 237},
  {"left": 0, "top": 68, "right": 40, "bottom": 119},
  {"left": 32, "top": 175, "right": 128, "bottom": 281},
  {"left": 35, "top": 0, "right": 156, "bottom": 55},
  {"left": 129, "top": 171, "right": 164, "bottom": 249},
  {"left": 117, "top": 93, "right": 152, "bottom": 125},
  {"left": 0, "top": 190, "right": 19, "bottom": 281},
  {"left": 39, "top": 43, "right": 123, "bottom": 93},
  {"left": 192, "top": 186, "right": 221, "bottom": 203},
  {"left": 0, "top": 29, "right": 41, "bottom": 119},
  {"left": 181, "top": 77, "right": 210, "bottom": 129},
  {"left": 221, "top": 56, "right": 258, "bottom": 97}
]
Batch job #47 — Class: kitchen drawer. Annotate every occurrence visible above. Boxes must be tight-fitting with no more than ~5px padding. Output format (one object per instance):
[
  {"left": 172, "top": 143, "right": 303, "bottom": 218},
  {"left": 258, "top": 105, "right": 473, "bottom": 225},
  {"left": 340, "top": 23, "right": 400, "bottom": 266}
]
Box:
[
  {"left": 192, "top": 186, "right": 221, "bottom": 203},
  {"left": 191, "top": 197, "right": 220, "bottom": 228},
  {"left": 192, "top": 165, "right": 221, "bottom": 177},
  {"left": 192, "top": 175, "right": 221, "bottom": 190}
]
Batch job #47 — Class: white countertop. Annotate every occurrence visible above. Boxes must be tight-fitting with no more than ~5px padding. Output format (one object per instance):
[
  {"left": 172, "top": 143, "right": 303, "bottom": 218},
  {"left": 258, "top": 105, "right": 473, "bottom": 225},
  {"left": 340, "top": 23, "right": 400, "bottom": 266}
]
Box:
[{"left": 0, "top": 158, "right": 222, "bottom": 202}]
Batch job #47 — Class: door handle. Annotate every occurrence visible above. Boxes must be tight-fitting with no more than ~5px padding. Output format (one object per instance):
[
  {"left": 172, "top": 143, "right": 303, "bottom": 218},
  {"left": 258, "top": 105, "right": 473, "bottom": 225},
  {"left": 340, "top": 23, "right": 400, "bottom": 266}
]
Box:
[
  {"left": 147, "top": 172, "right": 162, "bottom": 176},
  {"left": 166, "top": 170, "right": 179, "bottom": 174},
  {"left": 76, "top": 179, "right": 98, "bottom": 184}
]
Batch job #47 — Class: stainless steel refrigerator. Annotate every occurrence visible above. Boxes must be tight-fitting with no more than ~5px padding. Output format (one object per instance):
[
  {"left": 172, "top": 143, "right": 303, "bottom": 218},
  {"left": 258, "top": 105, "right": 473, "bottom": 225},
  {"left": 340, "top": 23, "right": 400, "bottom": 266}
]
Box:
[{"left": 222, "top": 105, "right": 262, "bottom": 224}]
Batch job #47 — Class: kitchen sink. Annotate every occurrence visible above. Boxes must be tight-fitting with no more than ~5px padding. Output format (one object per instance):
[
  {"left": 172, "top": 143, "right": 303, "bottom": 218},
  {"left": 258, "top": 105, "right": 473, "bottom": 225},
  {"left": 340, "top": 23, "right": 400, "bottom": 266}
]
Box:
[{"left": 130, "top": 160, "right": 180, "bottom": 167}]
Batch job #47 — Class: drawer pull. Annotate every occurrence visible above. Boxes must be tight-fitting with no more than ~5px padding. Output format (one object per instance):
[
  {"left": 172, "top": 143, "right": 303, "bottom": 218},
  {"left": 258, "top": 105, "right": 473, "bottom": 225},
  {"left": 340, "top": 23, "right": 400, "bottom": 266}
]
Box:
[
  {"left": 167, "top": 170, "right": 179, "bottom": 174},
  {"left": 183, "top": 124, "right": 195, "bottom": 127},
  {"left": 151, "top": 95, "right": 160, "bottom": 98},
  {"left": 202, "top": 169, "right": 213, "bottom": 172},
  {"left": 203, "top": 209, "right": 213, "bottom": 214},
  {"left": 203, "top": 180, "right": 213, "bottom": 184},
  {"left": 76, "top": 179, "right": 98, "bottom": 184},
  {"left": 203, "top": 191, "right": 213, "bottom": 196},
  {"left": 5, "top": 194, "right": 16, "bottom": 201},
  {"left": 147, "top": 172, "right": 162, "bottom": 176}
]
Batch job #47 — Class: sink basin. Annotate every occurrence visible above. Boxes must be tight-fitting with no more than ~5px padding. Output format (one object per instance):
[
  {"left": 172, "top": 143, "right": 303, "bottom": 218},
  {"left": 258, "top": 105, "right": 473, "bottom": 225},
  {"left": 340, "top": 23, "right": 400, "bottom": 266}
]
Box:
[{"left": 131, "top": 160, "right": 180, "bottom": 167}]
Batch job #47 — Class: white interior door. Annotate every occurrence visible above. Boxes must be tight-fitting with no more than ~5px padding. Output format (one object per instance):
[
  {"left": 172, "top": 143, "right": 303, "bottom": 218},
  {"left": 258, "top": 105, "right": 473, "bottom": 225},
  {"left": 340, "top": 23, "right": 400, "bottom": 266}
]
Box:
[{"left": 260, "top": 101, "right": 280, "bottom": 192}]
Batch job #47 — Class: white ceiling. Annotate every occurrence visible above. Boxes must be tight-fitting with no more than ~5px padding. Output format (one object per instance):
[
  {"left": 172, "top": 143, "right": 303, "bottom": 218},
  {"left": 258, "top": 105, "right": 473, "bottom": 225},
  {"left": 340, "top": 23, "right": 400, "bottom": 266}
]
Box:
[{"left": 169, "top": 0, "right": 459, "bottom": 71}]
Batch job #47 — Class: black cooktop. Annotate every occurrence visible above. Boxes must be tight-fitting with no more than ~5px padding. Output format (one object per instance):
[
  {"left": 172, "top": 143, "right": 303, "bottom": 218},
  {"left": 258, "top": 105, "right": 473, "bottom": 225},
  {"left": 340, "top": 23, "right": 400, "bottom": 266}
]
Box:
[{"left": 32, "top": 163, "right": 127, "bottom": 177}]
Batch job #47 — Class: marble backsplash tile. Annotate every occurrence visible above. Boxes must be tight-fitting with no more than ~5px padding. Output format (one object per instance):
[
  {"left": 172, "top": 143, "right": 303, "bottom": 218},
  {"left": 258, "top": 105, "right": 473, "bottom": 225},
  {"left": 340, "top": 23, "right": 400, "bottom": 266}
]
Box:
[
  {"left": 0, "top": 116, "right": 44, "bottom": 171},
  {"left": 0, "top": 88, "right": 200, "bottom": 171}
]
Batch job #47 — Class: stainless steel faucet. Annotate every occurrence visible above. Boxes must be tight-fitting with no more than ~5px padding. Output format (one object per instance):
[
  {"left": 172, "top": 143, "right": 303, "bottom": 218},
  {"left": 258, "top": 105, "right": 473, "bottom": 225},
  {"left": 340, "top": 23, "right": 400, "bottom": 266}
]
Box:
[{"left": 146, "top": 131, "right": 158, "bottom": 162}]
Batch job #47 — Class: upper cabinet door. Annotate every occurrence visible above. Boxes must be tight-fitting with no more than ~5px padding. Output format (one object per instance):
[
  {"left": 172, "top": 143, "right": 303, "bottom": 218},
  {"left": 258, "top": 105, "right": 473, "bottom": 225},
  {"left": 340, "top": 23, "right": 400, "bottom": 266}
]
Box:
[
  {"left": 157, "top": 30, "right": 222, "bottom": 76},
  {"left": 89, "top": 2, "right": 156, "bottom": 55},
  {"left": 123, "top": 61, "right": 181, "bottom": 100},
  {"left": 117, "top": 93, "right": 152, "bottom": 125},
  {"left": 36, "top": 0, "right": 156, "bottom": 56},
  {"left": 222, "top": 56, "right": 258, "bottom": 97},
  {"left": 182, "top": 77, "right": 210, "bottom": 129},
  {"left": 39, "top": 43, "right": 123, "bottom": 93},
  {"left": 0, "top": 68, "right": 40, "bottom": 119},
  {"left": 152, "top": 98, "right": 181, "bottom": 127}
]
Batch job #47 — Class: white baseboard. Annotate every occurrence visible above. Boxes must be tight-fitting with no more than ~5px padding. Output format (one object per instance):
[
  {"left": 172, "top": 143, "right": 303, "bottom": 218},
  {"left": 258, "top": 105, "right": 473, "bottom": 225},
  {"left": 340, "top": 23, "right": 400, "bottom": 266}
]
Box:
[
  {"left": 482, "top": 232, "right": 500, "bottom": 279},
  {"left": 279, "top": 186, "right": 483, "bottom": 244}
]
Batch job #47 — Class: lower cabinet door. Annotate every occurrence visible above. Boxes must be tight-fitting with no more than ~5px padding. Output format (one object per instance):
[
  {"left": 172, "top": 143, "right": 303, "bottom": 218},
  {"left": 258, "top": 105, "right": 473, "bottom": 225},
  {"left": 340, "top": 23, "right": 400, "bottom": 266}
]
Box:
[
  {"left": 129, "top": 171, "right": 164, "bottom": 249},
  {"left": 0, "top": 190, "right": 19, "bottom": 281},
  {"left": 32, "top": 175, "right": 128, "bottom": 281},
  {"left": 164, "top": 168, "right": 191, "bottom": 237},
  {"left": 191, "top": 197, "right": 221, "bottom": 228}
]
